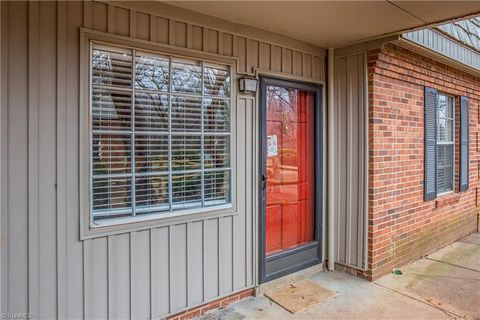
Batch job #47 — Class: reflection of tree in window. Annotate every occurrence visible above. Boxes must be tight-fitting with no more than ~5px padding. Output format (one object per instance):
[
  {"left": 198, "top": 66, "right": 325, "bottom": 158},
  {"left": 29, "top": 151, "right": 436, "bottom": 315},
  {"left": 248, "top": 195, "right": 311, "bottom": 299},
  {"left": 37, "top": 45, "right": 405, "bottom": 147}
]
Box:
[
  {"left": 267, "top": 86, "right": 298, "bottom": 139},
  {"left": 135, "top": 56, "right": 169, "bottom": 91},
  {"left": 91, "top": 49, "right": 133, "bottom": 214},
  {"left": 90, "top": 44, "right": 231, "bottom": 219},
  {"left": 203, "top": 66, "right": 230, "bottom": 202},
  {"left": 172, "top": 60, "right": 202, "bottom": 94}
]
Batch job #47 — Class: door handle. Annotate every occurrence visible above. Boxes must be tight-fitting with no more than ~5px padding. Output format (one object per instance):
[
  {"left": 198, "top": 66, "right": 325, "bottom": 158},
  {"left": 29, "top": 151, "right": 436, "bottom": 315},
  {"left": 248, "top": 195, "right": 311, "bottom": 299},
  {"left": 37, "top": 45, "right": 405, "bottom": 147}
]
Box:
[{"left": 262, "top": 174, "right": 267, "bottom": 191}]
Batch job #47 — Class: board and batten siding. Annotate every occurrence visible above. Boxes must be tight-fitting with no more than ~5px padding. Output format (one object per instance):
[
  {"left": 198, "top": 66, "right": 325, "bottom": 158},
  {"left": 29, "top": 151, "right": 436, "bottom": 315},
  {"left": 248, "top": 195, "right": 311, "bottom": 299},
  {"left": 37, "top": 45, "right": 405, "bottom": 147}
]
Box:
[
  {"left": 333, "top": 51, "right": 368, "bottom": 270},
  {"left": 0, "top": 1, "right": 325, "bottom": 319},
  {"left": 402, "top": 28, "right": 480, "bottom": 71}
]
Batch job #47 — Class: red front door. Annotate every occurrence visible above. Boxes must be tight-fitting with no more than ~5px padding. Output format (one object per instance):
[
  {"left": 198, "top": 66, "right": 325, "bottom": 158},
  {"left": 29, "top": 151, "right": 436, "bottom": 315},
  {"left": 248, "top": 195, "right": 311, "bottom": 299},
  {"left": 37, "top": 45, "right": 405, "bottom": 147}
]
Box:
[{"left": 264, "top": 85, "right": 316, "bottom": 256}]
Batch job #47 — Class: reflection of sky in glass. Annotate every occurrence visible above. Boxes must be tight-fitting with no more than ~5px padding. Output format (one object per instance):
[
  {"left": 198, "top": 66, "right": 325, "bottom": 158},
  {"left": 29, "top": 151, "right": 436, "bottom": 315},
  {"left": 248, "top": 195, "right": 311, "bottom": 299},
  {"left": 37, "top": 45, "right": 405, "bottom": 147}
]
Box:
[
  {"left": 92, "top": 49, "right": 132, "bottom": 87},
  {"left": 437, "top": 94, "right": 454, "bottom": 142},
  {"left": 266, "top": 86, "right": 299, "bottom": 137},
  {"left": 92, "top": 50, "right": 112, "bottom": 85},
  {"left": 436, "top": 93, "right": 454, "bottom": 194},
  {"left": 135, "top": 56, "right": 169, "bottom": 91},
  {"left": 172, "top": 60, "right": 202, "bottom": 94},
  {"left": 266, "top": 86, "right": 297, "bottom": 112},
  {"left": 438, "top": 94, "right": 446, "bottom": 117}
]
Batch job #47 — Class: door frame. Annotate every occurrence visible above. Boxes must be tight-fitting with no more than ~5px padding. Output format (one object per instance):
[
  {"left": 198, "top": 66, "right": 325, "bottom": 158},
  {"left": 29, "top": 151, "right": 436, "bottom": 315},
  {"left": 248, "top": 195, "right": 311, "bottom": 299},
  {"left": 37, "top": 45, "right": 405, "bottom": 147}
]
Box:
[{"left": 258, "top": 76, "right": 324, "bottom": 283}]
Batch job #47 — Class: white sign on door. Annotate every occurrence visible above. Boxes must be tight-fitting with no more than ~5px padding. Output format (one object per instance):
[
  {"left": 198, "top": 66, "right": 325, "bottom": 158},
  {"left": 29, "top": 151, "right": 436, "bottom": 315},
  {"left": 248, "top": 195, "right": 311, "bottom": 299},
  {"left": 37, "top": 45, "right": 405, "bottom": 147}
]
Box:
[{"left": 267, "top": 134, "right": 278, "bottom": 156}]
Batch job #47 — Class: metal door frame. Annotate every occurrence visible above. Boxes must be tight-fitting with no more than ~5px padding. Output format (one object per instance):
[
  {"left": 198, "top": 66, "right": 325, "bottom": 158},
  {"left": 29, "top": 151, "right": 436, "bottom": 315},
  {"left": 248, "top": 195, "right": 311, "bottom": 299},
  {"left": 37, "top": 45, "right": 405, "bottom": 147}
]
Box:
[{"left": 259, "top": 76, "right": 323, "bottom": 283}]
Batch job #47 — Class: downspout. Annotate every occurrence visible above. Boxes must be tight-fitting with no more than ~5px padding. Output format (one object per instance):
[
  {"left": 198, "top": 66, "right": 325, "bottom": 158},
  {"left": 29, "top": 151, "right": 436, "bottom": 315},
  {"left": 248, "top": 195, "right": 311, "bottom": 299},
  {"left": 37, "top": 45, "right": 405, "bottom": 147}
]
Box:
[{"left": 327, "top": 48, "right": 335, "bottom": 271}]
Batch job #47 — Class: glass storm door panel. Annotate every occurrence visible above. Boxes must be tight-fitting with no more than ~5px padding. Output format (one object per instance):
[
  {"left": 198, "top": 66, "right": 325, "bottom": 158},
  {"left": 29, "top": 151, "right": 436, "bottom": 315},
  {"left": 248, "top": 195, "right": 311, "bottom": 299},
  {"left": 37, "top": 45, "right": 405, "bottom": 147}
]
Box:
[
  {"left": 260, "top": 77, "right": 322, "bottom": 283},
  {"left": 265, "top": 87, "right": 315, "bottom": 255}
]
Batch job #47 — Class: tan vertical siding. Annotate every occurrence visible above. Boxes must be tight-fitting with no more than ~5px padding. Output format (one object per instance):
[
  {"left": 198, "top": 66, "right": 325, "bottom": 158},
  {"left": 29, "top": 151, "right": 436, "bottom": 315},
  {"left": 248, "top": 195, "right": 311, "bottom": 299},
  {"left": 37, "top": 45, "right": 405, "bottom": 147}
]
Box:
[
  {"left": 234, "top": 98, "right": 248, "bottom": 290},
  {"left": 237, "top": 37, "right": 247, "bottom": 73},
  {"left": 28, "top": 1, "right": 40, "bottom": 317},
  {"left": 0, "top": 1, "right": 325, "bottom": 318},
  {"left": 151, "top": 227, "right": 169, "bottom": 317},
  {"left": 3, "top": 1, "right": 29, "bottom": 314},
  {"left": 203, "top": 219, "right": 219, "bottom": 300},
  {"left": 65, "top": 2, "right": 85, "bottom": 318},
  {"left": 334, "top": 52, "right": 367, "bottom": 270},
  {"left": 187, "top": 221, "right": 204, "bottom": 305},
  {"left": 403, "top": 29, "right": 480, "bottom": 71},
  {"left": 108, "top": 233, "right": 131, "bottom": 319},
  {"left": 37, "top": 2, "right": 58, "bottom": 317}
]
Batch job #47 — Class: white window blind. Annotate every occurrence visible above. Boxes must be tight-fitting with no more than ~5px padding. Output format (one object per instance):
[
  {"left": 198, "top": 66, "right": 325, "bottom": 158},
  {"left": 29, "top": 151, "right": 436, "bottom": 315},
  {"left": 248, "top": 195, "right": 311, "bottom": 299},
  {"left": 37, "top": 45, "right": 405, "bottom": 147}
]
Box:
[
  {"left": 90, "top": 43, "right": 231, "bottom": 221},
  {"left": 436, "top": 93, "right": 455, "bottom": 194}
]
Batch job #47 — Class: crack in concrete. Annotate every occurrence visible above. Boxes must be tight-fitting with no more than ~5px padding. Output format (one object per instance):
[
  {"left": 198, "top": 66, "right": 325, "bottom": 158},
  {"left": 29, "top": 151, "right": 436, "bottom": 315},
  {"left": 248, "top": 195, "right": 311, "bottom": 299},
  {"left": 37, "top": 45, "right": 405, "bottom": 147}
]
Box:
[
  {"left": 373, "top": 282, "right": 466, "bottom": 320},
  {"left": 410, "top": 289, "right": 467, "bottom": 320},
  {"left": 425, "top": 257, "right": 480, "bottom": 273},
  {"left": 404, "top": 273, "right": 480, "bottom": 281}
]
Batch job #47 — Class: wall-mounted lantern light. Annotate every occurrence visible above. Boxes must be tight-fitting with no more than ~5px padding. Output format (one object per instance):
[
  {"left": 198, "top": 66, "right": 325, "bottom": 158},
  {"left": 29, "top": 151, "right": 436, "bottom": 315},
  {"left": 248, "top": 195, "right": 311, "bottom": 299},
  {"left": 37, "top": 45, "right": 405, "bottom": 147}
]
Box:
[{"left": 238, "top": 77, "right": 258, "bottom": 93}]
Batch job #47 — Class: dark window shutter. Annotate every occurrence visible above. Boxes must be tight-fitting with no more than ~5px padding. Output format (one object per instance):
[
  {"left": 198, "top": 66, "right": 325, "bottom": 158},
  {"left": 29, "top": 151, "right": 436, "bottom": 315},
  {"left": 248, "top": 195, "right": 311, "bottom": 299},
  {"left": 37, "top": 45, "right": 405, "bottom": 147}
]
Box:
[
  {"left": 424, "top": 87, "right": 437, "bottom": 201},
  {"left": 459, "top": 96, "right": 469, "bottom": 192}
]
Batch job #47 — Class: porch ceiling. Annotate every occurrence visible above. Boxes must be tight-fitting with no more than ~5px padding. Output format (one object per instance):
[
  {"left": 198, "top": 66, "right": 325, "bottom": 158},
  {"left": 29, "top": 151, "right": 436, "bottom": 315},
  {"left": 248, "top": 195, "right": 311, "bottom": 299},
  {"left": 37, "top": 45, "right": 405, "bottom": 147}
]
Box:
[{"left": 164, "top": 1, "right": 480, "bottom": 48}]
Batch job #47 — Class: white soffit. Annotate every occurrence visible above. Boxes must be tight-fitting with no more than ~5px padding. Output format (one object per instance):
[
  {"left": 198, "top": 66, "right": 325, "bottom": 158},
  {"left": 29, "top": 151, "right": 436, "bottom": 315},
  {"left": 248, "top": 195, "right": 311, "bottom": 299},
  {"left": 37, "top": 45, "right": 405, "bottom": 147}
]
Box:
[{"left": 164, "top": 1, "right": 480, "bottom": 48}]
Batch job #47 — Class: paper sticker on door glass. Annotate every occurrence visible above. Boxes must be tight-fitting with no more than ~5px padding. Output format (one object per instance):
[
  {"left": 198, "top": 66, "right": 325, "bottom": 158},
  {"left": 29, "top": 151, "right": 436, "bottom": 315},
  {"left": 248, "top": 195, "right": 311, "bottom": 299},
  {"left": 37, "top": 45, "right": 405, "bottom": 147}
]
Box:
[{"left": 267, "top": 135, "right": 278, "bottom": 156}]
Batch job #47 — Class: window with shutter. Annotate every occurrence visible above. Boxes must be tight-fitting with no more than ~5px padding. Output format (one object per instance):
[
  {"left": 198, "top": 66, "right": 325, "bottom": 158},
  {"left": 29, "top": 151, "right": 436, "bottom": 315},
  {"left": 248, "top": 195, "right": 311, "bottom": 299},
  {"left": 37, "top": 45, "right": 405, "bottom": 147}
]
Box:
[
  {"left": 90, "top": 43, "right": 232, "bottom": 222},
  {"left": 424, "top": 88, "right": 465, "bottom": 200}
]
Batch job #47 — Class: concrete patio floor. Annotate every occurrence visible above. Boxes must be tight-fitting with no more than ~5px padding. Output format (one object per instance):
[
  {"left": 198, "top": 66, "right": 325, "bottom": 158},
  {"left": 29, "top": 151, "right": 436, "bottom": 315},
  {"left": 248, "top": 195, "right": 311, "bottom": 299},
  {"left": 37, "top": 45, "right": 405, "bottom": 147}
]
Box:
[{"left": 198, "top": 232, "right": 480, "bottom": 320}]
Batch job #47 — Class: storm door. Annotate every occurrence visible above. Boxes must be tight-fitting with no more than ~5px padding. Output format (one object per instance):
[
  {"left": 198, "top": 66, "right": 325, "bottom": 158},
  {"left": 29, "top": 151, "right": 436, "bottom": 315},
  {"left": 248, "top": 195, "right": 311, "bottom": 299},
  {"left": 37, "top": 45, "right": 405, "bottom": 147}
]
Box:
[{"left": 259, "top": 77, "right": 323, "bottom": 283}]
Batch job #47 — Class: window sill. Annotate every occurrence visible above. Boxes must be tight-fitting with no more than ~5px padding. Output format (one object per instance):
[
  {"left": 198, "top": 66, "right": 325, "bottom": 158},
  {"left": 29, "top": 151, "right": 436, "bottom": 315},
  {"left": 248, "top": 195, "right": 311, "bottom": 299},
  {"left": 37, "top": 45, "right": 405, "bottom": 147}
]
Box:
[
  {"left": 435, "top": 193, "right": 460, "bottom": 209},
  {"left": 81, "top": 203, "right": 236, "bottom": 240}
]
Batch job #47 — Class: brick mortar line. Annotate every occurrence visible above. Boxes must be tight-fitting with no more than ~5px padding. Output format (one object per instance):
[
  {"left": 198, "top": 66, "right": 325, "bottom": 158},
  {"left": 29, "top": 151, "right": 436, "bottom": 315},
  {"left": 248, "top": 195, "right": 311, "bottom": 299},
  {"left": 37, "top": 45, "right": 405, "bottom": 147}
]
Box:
[
  {"left": 370, "top": 66, "right": 480, "bottom": 101},
  {"left": 166, "top": 288, "right": 254, "bottom": 319},
  {"left": 380, "top": 50, "right": 480, "bottom": 85},
  {"left": 424, "top": 257, "right": 480, "bottom": 273},
  {"left": 374, "top": 54, "right": 480, "bottom": 90},
  {"left": 370, "top": 57, "right": 480, "bottom": 97},
  {"left": 374, "top": 47, "right": 480, "bottom": 89}
]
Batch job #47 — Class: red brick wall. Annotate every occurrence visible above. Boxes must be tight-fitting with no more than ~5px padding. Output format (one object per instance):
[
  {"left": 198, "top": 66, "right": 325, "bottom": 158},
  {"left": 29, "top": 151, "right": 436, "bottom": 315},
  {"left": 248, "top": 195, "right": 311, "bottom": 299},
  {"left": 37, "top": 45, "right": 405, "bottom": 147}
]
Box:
[
  {"left": 367, "top": 44, "right": 480, "bottom": 280},
  {"left": 167, "top": 289, "right": 254, "bottom": 320}
]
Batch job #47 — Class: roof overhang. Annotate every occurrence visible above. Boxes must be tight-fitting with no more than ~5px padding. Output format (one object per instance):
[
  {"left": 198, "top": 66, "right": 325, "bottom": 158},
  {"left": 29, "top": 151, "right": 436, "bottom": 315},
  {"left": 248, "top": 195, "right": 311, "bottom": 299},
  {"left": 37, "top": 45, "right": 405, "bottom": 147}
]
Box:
[
  {"left": 394, "top": 37, "right": 480, "bottom": 78},
  {"left": 165, "top": 1, "right": 480, "bottom": 49}
]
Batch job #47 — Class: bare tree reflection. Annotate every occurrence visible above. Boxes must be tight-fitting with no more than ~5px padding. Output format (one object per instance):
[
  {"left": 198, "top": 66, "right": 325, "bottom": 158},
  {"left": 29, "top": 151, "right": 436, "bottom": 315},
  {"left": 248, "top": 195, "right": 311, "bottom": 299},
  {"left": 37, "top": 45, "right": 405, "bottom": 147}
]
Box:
[{"left": 91, "top": 48, "right": 231, "bottom": 216}]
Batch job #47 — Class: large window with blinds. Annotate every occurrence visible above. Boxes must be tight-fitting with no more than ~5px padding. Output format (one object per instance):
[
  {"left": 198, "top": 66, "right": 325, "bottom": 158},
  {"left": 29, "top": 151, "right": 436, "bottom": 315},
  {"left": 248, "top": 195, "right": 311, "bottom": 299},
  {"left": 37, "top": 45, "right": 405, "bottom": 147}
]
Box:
[
  {"left": 90, "top": 42, "right": 232, "bottom": 222},
  {"left": 436, "top": 93, "right": 455, "bottom": 194}
]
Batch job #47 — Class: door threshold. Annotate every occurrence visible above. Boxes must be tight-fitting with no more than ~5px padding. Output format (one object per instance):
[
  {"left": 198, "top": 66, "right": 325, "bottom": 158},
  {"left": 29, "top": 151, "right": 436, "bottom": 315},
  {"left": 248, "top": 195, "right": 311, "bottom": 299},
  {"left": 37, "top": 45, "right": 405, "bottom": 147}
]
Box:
[{"left": 255, "top": 263, "right": 324, "bottom": 296}]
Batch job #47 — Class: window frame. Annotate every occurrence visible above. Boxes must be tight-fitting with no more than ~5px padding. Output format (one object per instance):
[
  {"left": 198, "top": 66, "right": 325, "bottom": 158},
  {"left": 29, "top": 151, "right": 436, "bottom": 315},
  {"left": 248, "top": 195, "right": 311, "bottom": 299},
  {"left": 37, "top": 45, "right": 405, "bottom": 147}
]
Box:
[
  {"left": 80, "top": 29, "right": 238, "bottom": 239},
  {"left": 435, "top": 92, "right": 455, "bottom": 196}
]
